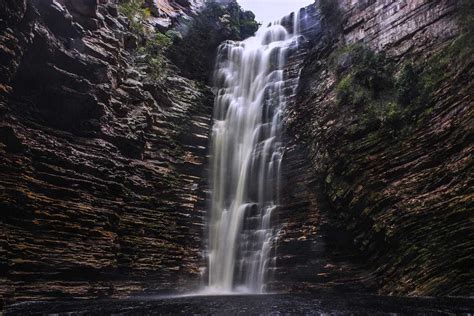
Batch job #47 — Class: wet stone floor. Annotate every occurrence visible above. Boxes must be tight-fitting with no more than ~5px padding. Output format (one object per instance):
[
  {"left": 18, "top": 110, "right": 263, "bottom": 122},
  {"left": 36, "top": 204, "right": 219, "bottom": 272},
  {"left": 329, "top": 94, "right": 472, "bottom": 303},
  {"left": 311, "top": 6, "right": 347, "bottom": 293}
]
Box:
[{"left": 5, "top": 293, "right": 474, "bottom": 315}]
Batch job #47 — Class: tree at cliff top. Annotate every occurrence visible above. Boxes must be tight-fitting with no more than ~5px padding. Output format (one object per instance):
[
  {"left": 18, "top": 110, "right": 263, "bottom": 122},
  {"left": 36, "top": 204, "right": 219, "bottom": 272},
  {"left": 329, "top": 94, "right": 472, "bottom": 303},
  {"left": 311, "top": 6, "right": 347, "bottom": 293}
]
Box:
[
  {"left": 168, "top": 0, "right": 260, "bottom": 82},
  {"left": 116, "top": 0, "right": 258, "bottom": 82}
]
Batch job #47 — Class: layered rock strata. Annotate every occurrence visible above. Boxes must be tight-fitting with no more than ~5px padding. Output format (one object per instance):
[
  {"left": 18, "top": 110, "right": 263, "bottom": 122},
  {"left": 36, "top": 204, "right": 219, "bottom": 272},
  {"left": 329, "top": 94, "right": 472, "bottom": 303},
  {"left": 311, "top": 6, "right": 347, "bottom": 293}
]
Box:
[
  {"left": 0, "top": 0, "right": 472, "bottom": 307},
  {"left": 0, "top": 0, "right": 214, "bottom": 305},
  {"left": 278, "top": 0, "right": 473, "bottom": 296}
]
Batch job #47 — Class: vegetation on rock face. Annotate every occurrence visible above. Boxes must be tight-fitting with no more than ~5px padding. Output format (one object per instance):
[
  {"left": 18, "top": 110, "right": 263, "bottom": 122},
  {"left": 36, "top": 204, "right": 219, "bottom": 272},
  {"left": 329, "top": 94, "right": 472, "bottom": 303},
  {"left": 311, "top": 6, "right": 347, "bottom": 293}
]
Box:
[
  {"left": 117, "top": 0, "right": 258, "bottom": 82},
  {"left": 331, "top": 44, "right": 403, "bottom": 131},
  {"left": 319, "top": 0, "right": 343, "bottom": 36},
  {"left": 138, "top": 32, "right": 174, "bottom": 80},
  {"left": 168, "top": 0, "right": 259, "bottom": 82},
  {"left": 329, "top": 26, "right": 474, "bottom": 136},
  {"left": 118, "top": 0, "right": 151, "bottom": 35},
  {"left": 330, "top": 0, "right": 474, "bottom": 130},
  {"left": 310, "top": 0, "right": 474, "bottom": 295},
  {"left": 118, "top": 0, "right": 176, "bottom": 80}
]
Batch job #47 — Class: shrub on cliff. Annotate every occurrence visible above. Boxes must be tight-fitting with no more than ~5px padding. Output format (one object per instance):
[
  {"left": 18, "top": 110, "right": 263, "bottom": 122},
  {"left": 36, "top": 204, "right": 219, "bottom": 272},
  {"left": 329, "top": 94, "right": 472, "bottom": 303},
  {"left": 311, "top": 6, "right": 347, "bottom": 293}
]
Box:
[
  {"left": 167, "top": 0, "right": 259, "bottom": 82},
  {"left": 138, "top": 33, "right": 174, "bottom": 80},
  {"left": 330, "top": 44, "right": 436, "bottom": 131},
  {"left": 395, "top": 63, "right": 425, "bottom": 107},
  {"left": 119, "top": 0, "right": 177, "bottom": 80},
  {"left": 118, "top": 0, "right": 151, "bottom": 35},
  {"left": 331, "top": 12, "right": 473, "bottom": 135},
  {"left": 332, "top": 45, "right": 397, "bottom": 126},
  {"left": 319, "top": 0, "right": 343, "bottom": 37}
]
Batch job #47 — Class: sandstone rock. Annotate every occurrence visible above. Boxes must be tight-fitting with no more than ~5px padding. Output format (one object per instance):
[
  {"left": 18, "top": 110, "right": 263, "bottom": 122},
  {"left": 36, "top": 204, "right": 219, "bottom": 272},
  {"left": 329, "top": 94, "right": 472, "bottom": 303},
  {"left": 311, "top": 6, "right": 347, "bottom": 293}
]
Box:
[
  {"left": 278, "top": 0, "right": 473, "bottom": 297},
  {"left": 0, "top": 126, "right": 24, "bottom": 153},
  {"left": 42, "top": 0, "right": 82, "bottom": 38},
  {"left": 67, "top": 0, "right": 98, "bottom": 18},
  {"left": 0, "top": 0, "right": 214, "bottom": 306},
  {"left": 0, "top": 0, "right": 27, "bottom": 27}
]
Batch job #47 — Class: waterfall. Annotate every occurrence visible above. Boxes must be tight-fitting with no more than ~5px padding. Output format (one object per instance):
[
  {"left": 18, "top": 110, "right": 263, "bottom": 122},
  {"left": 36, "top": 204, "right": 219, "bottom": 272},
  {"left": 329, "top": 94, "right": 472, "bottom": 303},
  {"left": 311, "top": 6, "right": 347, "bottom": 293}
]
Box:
[{"left": 206, "top": 16, "right": 300, "bottom": 294}]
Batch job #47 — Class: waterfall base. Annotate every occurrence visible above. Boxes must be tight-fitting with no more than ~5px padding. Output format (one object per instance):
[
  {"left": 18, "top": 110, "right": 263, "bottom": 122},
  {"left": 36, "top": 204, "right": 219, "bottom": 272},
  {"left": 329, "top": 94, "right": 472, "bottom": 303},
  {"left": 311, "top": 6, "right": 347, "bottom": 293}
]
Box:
[{"left": 6, "top": 294, "right": 474, "bottom": 315}]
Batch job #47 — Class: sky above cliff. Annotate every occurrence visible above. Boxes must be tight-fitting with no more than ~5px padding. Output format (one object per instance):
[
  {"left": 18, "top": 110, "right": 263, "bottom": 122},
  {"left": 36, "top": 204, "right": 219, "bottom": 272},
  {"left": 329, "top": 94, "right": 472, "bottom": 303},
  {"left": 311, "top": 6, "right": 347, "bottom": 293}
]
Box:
[{"left": 238, "top": 0, "right": 314, "bottom": 24}]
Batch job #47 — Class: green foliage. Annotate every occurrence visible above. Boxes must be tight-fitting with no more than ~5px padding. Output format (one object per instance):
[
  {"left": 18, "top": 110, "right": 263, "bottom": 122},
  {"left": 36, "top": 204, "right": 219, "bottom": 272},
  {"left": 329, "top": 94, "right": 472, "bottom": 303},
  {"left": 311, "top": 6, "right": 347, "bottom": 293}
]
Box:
[
  {"left": 395, "top": 63, "right": 419, "bottom": 107},
  {"left": 421, "top": 30, "right": 473, "bottom": 92},
  {"left": 237, "top": 5, "right": 259, "bottom": 39},
  {"left": 404, "top": 6, "right": 474, "bottom": 117},
  {"left": 137, "top": 33, "right": 174, "bottom": 80},
  {"left": 119, "top": 1, "right": 178, "bottom": 81},
  {"left": 148, "top": 33, "right": 173, "bottom": 52},
  {"left": 457, "top": 0, "right": 474, "bottom": 33},
  {"left": 118, "top": 0, "right": 144, "bottom": 19},
  {"left": 165, "top": 30, "right": 183, "bottom": 43},
  {"left": 333, "top": 44, "right": 393, "bottom": 108},
  {"left": 118, "top": 0, "right": 254, "bottom": 82},
  {"left": 118, "top": 0, "right": 148, "bottom": 35},
  {"left": 168, "top": 0, "right": 259, "bottom": 81},
  {"left": 336, "top": 74, "right": 353, "bottom": 105},
  {"left": 336, "top": 74, "right": 371, "bottom": 108},
  {"left": 332, "top": 44, "right": 411, "bottom": 131},
  {"left": 319, "top": 0, "right": 343, "bottom": 35},
  {"left": 202, "top": 0, "right": 259, "bottom": 39},
  {"left": 147, "top": 55, "right": 166, "bottom": 80},
  {"left": 332, "top": 15, "right": 473, "bottom": 136},
  {"left": 385, "top": 102, "right": 401, "bottom": 123},
  {"left": 416, "top": 0, "right": 473, "bottom": 94}
]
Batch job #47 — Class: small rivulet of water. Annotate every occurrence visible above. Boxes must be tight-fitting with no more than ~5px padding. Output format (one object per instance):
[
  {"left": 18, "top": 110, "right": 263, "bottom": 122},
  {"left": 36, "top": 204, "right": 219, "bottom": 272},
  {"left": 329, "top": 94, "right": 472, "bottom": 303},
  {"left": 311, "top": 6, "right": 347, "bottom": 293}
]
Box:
[{"left": 206, "top": 14, "right": 301, "bottom": 294}]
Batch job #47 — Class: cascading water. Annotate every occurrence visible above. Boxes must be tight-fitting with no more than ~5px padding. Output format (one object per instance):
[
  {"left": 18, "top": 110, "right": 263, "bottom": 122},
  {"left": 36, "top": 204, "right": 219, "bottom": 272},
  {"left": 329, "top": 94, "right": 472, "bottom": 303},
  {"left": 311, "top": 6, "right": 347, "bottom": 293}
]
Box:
[{"left": 206, "top": 16, "right": 300, "bottom": 294}]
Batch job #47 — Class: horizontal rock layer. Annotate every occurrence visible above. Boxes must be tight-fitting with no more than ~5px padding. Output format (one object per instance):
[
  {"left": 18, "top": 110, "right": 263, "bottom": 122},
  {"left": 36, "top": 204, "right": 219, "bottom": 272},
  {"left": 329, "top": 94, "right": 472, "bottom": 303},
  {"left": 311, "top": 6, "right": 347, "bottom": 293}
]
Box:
[
  {"left": 0, "top": 0, "right": 472, "bottom": 307},
  {"left": 278, "top": 0, "right": 473, "bottom": 296},
  {"left": 0, "top": 0, "right": 213, "bottom": 306}
]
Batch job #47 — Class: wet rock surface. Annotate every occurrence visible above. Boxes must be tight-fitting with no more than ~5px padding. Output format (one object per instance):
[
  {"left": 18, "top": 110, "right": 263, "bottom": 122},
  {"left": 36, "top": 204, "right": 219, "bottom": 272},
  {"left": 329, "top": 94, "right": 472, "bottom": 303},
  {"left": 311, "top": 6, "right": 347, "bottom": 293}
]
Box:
[{"left": 5, "top": 294, "right": 474, "bottom": 315}]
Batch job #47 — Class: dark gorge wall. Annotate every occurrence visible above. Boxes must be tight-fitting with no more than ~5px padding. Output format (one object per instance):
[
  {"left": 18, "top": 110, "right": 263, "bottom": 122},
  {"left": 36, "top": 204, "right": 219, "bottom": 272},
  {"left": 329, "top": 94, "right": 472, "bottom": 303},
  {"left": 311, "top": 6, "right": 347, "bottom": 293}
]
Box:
[
  {"left": 0, "top": 0, "right": 472, "bottom": 307},
  {"left": 277, "top": 0, "right": 473, "bottom": 296},
  {"left": 0, "top": 0, "right": 218, "bottom": 305}
]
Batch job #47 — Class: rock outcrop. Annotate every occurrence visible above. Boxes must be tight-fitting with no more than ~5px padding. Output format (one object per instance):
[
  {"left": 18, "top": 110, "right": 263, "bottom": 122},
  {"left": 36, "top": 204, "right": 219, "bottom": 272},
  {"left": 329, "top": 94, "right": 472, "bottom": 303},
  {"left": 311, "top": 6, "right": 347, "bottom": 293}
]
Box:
[
  {"left": 0, "top": 0, "right": 217, "bottom": 306},
  {"left": 276, "top": 0, "right": 473, "bottom": 297},
  {"left": 147, "top": 0, "right": 205, "bottom": 30}
]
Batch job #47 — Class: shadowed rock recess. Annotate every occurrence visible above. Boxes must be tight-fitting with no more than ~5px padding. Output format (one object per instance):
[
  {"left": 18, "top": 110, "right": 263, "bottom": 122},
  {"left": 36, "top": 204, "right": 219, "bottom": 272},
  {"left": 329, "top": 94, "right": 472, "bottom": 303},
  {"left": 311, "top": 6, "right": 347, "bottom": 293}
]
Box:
[{"left": 0, "top": 0, "right": 472, "bottom": 309}]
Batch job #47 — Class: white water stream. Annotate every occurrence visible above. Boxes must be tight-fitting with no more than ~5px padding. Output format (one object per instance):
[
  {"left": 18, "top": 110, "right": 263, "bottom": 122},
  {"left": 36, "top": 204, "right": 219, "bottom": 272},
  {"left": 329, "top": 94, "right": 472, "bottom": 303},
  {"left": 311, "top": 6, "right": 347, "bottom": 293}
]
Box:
[{"left": 206, "top": 15, "right": 300, "bottom": 294}]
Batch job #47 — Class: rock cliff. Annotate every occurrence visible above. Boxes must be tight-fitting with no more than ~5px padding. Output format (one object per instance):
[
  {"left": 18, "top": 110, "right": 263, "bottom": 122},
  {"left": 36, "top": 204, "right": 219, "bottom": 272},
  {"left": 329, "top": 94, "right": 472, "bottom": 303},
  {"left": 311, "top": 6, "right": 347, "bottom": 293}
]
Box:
[
  {"left": 0, "top": 0, "right": 472, "bottom": 307},
  {"left": 276, "top": 0, "right": 473, "bottom": 297},
  {"left": 0, "top": 0, "right": 255, "bottom": 306}
]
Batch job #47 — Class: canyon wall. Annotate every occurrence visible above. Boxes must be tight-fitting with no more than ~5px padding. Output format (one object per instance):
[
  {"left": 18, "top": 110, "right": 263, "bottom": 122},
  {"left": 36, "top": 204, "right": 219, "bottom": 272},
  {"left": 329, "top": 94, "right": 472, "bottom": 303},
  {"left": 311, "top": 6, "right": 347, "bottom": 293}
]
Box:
[
  {"left": 0, "top": 0, "right": 472, "bottom": 307},
  {"left": 277, "top": 0, "right": 473, "bottom": 296},
  {"left": 0, "top": 0, "right": 218, "bottom": 305}
]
